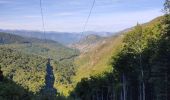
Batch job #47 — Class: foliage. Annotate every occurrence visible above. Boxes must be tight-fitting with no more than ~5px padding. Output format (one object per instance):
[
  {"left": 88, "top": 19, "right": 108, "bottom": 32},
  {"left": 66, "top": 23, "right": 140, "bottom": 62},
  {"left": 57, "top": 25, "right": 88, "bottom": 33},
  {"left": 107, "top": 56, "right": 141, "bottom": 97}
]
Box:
[
  {"left": 0, "top": 47, "right": 46, "bottom": 94},
  {"left": 0, "top": 78, "right": 32, "bottom": 100},
  {"left": 164, "top": 0, "right": 170, "bottom": 14},
  {"left": 70, "top": 15, "right": 170, "bottom": 100}
]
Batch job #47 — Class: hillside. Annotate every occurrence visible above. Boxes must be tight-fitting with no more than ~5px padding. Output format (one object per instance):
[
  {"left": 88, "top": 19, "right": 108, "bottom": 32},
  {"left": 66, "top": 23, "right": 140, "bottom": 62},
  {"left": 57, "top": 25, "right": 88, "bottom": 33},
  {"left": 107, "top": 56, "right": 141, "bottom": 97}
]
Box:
[
  {"left": 0, "top": 32, "right": 78, "bottom": 96},
  {"left": 1, "top": 16, "right": 168, "bottom": 99},
  {"left": 79, "top": 34, "right": 104, "bottom": 44},
  {"left": 0, "top": 47, "right": 46, "bottom": 94},
  {"left": 71, "top": 15, "right": 170, "bottom": 100},
  {"left": 0, "top": 32, "right": 56, "bottom": 44},
  {"left": 0, "top": 32, "right": 78, "bottom": 60},
  {"left": 72, "top": 34, "right": 105, "bottom": 53},
  {"left": 72, "top": 34, "right": 123, "bottom": 83},
  {"left": 0, "top": 46, "right": 75, "bottom": 99},
  {"left": 72, "top": 16, "right": 164, "bottom": 84}
]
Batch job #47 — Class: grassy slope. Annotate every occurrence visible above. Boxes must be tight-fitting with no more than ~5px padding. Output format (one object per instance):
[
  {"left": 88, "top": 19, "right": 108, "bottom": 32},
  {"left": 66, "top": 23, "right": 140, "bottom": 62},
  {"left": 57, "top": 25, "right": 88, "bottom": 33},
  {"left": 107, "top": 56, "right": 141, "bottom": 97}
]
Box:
[{"left": 73, "top": 35, "right": 123, "bottom": 83}]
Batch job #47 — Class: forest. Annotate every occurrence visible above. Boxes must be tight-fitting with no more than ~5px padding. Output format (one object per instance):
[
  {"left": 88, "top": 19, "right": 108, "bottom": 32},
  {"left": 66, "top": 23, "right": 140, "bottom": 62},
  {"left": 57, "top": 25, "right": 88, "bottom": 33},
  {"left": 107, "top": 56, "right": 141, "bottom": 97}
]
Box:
[{"left": 71, "top": 14, "right": 170, "bottom": 100}]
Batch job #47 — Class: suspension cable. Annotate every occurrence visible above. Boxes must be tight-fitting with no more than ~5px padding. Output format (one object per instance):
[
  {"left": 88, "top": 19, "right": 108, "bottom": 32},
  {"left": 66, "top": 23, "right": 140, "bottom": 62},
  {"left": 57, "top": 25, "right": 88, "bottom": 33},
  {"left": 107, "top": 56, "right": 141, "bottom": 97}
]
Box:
[
  {"left": 39, "top": 0, "right": 49, "bottom": 58},
  {"left": 78, "top": 0, "right": 96, "bottom": 44},
  {"left": 58, "top": 0, "right": 96, "bottom": 61},
  {"left": 38, "top": 0, "right": 96, "bottom": 61},
  {"left": 40, "top": 0, "right": 46, "bottom": 40},
  {"left": 72, "top": 0, "right": 96, "bottom": 54}
]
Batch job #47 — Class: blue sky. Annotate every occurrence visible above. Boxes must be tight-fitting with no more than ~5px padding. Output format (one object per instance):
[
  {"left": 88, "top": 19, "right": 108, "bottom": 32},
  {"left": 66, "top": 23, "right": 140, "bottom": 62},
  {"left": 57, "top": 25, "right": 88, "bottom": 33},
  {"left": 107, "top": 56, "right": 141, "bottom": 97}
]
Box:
[{"left": 0, "top": 0, "right": 164, "bottom": 32}]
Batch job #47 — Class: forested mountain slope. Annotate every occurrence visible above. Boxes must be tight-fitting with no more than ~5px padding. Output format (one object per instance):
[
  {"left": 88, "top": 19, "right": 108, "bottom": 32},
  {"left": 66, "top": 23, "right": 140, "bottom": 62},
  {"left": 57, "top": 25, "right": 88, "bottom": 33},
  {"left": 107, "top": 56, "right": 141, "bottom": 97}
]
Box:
[
  {"left": 0, "top": 32, "right": 78, "bottom": 97},
  {"left": 1, "top": 14, "right": 169, "bottom": 100},
  {"left": 0, "top": 47, "right": 46, "bottom": 94},
  {"left": 71, "top": 18, "right": 163, "bottom": 84},
  {"left": 71, "top": 15, "right": 170, "bottom": 100},
  {"left": 0, "top": 32, "right": 78, "bottom": 60}
]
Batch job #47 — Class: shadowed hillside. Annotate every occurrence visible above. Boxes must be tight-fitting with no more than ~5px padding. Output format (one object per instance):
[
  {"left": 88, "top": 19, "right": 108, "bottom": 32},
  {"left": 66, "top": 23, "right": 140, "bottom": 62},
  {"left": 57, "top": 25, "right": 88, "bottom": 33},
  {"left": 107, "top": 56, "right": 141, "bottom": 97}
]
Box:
[{"left": 0, "top": 77, "right": 33, "bottom": 100}]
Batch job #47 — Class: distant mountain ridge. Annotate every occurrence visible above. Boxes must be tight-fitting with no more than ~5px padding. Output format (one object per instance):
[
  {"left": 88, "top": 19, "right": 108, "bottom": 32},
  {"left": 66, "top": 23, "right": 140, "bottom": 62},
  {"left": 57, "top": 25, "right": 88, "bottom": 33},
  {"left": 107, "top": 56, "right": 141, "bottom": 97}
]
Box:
[
  {"left": 0, "top": 32, "right": 57, "bottom": 44},
  {"left": 0, "top": 29, "right": 114, "bottom": 45}
]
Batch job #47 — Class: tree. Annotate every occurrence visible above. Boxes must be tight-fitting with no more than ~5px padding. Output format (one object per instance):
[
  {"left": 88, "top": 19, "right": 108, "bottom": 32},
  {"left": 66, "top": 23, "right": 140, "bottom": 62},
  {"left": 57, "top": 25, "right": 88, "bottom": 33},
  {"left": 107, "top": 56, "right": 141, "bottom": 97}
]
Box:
[{"left": 164, "top": 0, "right": 170, "bottom": 14}]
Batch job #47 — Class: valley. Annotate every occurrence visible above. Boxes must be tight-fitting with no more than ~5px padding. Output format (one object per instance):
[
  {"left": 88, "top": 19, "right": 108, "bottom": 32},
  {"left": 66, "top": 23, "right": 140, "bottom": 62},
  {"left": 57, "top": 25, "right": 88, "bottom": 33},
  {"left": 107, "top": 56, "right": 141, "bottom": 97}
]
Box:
[{"left": 0, "top": 14, "right": 170, "bottom": 100}]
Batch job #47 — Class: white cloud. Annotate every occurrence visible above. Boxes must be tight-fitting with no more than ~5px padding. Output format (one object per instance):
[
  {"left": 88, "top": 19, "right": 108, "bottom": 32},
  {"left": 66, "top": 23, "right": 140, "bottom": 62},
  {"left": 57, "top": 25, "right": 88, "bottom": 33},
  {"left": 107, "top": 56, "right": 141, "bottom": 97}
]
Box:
[{"left": 0, "top": 6, "right": 163, "bottom": 32}]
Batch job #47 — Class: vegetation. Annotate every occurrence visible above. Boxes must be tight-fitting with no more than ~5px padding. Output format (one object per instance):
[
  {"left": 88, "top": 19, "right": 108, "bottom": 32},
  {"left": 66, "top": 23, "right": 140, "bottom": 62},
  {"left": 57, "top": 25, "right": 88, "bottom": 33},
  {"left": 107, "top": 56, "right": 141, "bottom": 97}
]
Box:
[
  {"left": 53, "top": 58, "right": 76, "bottom": 96},
  {"left": 71, "top": 13, "right": 170, "bottom": 100},
  {"left": 0, "top": 1, "right": 169, "bottom": 100},
  {"left": 0, "top": 32, "right": 79, "bottom": 97},
  {"left": 73, "top": 35, "right": 123, "bottom": 83},
  {"left": 0, "top": 78, "right": 32, "bottom": 100},
  {"left": 0, "top": 32, "right": 56, "bottom": 44},
  {"left": 0, "top": 47, "right": 46, "bottom": 94}
]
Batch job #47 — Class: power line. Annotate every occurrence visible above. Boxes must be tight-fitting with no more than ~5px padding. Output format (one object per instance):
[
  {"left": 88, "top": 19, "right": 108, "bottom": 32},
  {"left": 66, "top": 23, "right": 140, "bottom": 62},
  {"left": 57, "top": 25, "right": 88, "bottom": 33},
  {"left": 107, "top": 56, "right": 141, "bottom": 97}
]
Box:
[
  {"left": 39, "top": 0, "right": 47, "bottom": 44},
  {"left": 73, "top": 0, "right": 96, "bottom": 54},
  {"left": 59, "top": 0, "right": 96, "bottom": 61},
  {"left": 38, "top": 0, "right": 96, "bottom": 61},
  {"left": 39, "top": 0, "right": 49, "bottom": 58},
  {"left": 78, "top": 0, "right": 96, "bottom": 44}
]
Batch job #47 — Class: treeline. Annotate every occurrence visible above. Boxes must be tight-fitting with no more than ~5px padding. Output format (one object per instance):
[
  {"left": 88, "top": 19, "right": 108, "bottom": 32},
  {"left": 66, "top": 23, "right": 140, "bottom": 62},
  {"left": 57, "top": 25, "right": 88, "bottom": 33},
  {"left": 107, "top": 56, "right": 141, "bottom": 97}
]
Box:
[{"left": 70, "top": 14, "right": 170, "bottom": 100}]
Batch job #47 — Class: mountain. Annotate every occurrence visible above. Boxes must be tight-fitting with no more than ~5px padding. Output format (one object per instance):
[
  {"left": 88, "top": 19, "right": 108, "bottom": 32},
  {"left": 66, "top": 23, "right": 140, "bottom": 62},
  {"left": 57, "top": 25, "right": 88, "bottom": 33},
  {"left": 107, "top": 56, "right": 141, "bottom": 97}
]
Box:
[
  {"left": 0, "top": 32, "right": 77, "bottom": 60},
  {"left": 72, "top": 16, "right": 164, "bottom": 84},
  {"left": 0, "top": 29, "right": 114, "bottom": 45},
  {"left": 0, "top": 32, "right": 56, "bottom": 44},
  {"left": 1, "top": 16, "right": 167, "bottom": 99},
  {"left": 70, "top": 15, "right": 170, "bottom": 100}
]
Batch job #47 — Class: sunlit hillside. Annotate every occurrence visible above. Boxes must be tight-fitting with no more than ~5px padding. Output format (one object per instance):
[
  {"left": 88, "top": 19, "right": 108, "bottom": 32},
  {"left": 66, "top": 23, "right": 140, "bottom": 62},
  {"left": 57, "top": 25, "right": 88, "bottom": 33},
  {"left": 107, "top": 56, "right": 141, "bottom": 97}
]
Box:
[{"left": 73, "top": 34, "right": 123, "bottom": 83}]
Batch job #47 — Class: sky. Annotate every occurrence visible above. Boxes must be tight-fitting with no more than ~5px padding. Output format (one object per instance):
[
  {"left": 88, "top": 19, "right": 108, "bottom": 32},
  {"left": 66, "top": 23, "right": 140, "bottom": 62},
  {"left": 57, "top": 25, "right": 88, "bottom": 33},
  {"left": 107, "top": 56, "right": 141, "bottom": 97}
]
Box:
[{"left": 0, "top": 0, "right": 164, "bottom": 32}]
